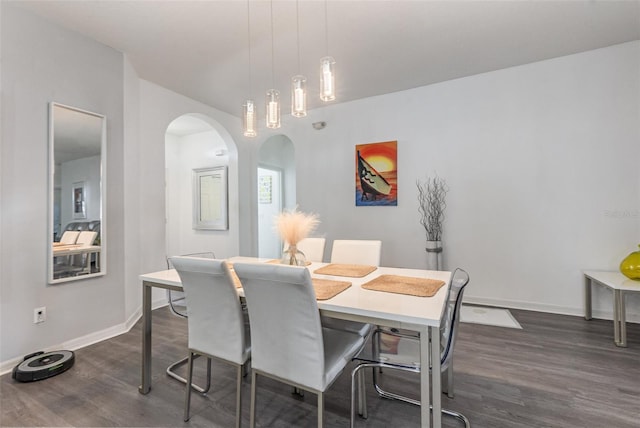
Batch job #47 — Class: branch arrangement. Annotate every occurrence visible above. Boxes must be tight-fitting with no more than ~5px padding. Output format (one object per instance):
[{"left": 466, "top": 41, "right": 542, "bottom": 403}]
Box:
[{"left": 416, "top": 176, "right": 448, "bottom": 242}]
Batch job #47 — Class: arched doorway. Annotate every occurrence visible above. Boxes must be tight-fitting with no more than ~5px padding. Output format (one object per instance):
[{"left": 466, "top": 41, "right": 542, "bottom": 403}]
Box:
[
  {"left": 164, "top": 114, "right": 238, "bottom": 258},
  {"left": 257, "top": 135, "right": 296, "bottom": 258}
]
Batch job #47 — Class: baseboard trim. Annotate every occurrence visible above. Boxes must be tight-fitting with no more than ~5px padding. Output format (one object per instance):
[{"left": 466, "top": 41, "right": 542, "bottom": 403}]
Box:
[
  {"left": 0, "top": 298, "right": 169, "bottom": 376},
  {"left": 464, "top": 296, "right": 640, "bottom": 324}
]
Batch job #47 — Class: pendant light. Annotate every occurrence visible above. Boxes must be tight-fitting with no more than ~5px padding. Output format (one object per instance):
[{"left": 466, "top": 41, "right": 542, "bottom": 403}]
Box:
[
  {"left": 291, "top": 0, "right": 307, "bottom": 117},
  {"left": 242, "top": 0, "right": 257, "bottom": 137},
  {"left": 266, "top": 0, "right": 280, "bottom": 129},
  {"left": 242, "top": 100, "right": 257, "bottom": 138},
  {"left": 320, "top": 0, "right": 335, "bottom": 102}
]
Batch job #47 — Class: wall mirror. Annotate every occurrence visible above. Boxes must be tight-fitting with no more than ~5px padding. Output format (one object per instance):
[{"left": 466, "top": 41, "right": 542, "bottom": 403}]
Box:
[
  {"left": 193, "top": 166, "right": 228, "bottom": 230},
  {"left": 48, "top": 102, "right": 106, "bottom": 284}
]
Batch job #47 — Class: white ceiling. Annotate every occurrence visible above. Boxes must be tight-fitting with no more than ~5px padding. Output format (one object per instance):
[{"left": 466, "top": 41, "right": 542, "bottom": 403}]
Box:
[{"left": 12, "top": 1, "right": 640, "bottom": 118}]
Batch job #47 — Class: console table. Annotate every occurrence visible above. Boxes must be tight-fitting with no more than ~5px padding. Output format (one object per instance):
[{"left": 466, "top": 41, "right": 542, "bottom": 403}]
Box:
[{"left": 583, "top": 270, "right": 640, "bottom": 347}]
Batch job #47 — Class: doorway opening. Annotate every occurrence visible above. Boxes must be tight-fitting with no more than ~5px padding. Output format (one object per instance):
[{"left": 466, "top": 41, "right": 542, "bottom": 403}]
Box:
[
  {"left": 257, "top": 166, "right": 283, "bottom": 258},
  {"left": 257, "top": 135, "right": 296, "bottom": 259}
]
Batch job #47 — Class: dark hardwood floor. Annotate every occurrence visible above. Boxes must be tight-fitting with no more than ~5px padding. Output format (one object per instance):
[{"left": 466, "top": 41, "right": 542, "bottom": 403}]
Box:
[{"left": 2, "top": 306, "right": 639, "bottom": 427}]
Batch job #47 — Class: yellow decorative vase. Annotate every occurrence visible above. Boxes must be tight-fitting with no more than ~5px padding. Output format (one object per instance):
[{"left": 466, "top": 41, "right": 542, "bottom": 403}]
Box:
[{"left": 620, "top": 245, "right": 640, "bottom": 280}]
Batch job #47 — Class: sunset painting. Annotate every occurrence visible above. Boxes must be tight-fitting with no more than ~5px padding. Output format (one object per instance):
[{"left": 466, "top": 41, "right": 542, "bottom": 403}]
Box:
[{"left": 355, "top": 141, "right": 397, "bottom": 206}]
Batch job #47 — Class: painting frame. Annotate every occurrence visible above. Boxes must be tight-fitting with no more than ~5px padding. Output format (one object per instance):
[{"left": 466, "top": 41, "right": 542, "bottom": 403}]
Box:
[
  {"left": 72, "top": 181, "right": 87, "bottom": 219},
  {"left": 355, "top": 141, "right": 398, "bottom": 206}
]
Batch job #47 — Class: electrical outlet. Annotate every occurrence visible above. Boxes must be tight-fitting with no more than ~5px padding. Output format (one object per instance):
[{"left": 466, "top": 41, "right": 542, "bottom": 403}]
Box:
[{"left": 34, "top": 307, "right": 46, "bottom": 324}]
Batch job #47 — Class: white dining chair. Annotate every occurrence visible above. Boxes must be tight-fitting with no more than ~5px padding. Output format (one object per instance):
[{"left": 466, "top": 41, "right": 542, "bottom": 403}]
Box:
[
  {"left": 323, "top": 239, "right": 383, "bottom": 337},
  {"left": 165, "top": 251, "right": 216, "bottom": 393},
  {"left": 285, "top": 237, "right": 326, "bottom": 262},
  {"left": 234, "top": 262, "right": 366, "bottom": 428},
  {"left": 53, "top": 231, "right": 81, "bottom": 275},
  {"left": 59, "top": 230, "right": 80, "bottom": 244},
  {"left": 330, "top": 239, "right": 382, "bottom": 266},
  {"left": 76, "top": 230, "right": 97, "bottom": 246},
  {"left": 170, "top": 256, "right": 251, "bottom": 428},
  {"left": 350, "top": 268, "right": 471, "bottom": 428}
]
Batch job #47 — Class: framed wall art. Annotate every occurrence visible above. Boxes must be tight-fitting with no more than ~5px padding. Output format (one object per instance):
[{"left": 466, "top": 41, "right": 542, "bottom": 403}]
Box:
[
  {"left": 72, "top": 181, "right": 87, "bottom": 219},
  {"left": 355, "top": 141, "right": 397, "bottom": 206}
]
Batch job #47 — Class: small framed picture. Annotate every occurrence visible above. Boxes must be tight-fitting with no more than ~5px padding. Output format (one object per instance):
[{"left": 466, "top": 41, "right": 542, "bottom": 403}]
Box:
[{"left": 72, "top": 181, "right": 86, "bottom": 219}]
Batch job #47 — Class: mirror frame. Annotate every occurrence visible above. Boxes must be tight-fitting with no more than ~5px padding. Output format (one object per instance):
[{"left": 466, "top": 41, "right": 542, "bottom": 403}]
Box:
[
  {"left": 192, "top": 166, "right": 228, "bottom": 230},
  {"left": 48, "top": 102, "right": 107, "bottom": 284}
]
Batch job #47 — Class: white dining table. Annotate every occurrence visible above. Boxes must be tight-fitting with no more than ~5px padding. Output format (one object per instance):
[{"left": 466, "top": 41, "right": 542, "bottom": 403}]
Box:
[{"left": 139, "top": 257, "right": 452, "bottom": 428}]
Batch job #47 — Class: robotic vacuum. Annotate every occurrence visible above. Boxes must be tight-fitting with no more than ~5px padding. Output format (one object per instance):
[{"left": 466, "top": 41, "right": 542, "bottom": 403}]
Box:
[{"left": 12, "top": 350, "right": 75, "bottom": 382}]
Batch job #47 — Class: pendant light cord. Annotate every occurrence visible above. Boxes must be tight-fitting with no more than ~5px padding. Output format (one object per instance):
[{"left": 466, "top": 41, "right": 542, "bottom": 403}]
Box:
[
  {"left": 296, "top": 0, "right": 301, "bottom": 73},
  {"left": 324, "top": 0, "right": 329, "bottom": 56},
  {"left": 270, "top": 0, "right": 275, "bottom": 87},
  {"left": 247, "top": 0, "right": 252, "bottom": 97}
]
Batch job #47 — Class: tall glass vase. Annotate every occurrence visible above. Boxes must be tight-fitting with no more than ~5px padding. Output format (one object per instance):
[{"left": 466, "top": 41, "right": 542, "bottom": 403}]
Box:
[
  {"left": 281, "top": 245, "right": 307, "bottom": 266},
  {"left": 426, "top": 240, "right": 442, "bottom": 271}
]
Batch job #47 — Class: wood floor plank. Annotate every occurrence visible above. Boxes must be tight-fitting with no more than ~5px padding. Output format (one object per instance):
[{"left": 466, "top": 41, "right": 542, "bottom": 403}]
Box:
[{"left": 1, "top": 306, "right": 638, "bottom": 427}]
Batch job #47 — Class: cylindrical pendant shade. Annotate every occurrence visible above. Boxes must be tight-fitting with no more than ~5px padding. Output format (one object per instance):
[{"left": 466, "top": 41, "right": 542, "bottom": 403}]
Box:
[
  {"left": 291, "top": 75, "right": 307, "bottom": 118},
  {"left": 266, "top": 89, "right": 280, "bottom": 129},
  {"left": 242, "top": 99, "right": 257, "bottom": 137},
  {"left": 320, "top": 56, "right": 336, "bottom": 102}
]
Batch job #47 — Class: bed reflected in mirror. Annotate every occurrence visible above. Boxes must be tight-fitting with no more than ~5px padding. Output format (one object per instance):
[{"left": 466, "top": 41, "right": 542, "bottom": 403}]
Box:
[{"left": 48, "top": 103, "right": 106, "bottom": 284}]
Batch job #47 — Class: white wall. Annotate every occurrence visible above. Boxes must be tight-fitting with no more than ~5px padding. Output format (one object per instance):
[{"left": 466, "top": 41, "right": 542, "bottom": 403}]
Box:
[
  {"left": 289, "top": 41, "right": 640, "bottom": 320},
  {"left": 165, "top": 129, "right": 231, "bottom": 258},
  {"left": 0, "top": 4, "right": 125, "bottom": 364}
]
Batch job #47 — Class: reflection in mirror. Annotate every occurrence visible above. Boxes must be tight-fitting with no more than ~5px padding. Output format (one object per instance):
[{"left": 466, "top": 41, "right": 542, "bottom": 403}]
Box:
[{"left": 48, "top": 103, "right": 106, "bottom": 284}]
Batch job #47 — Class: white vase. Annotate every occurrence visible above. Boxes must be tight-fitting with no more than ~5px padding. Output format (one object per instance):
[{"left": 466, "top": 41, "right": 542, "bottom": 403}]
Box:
[{"left": 425, "top": 240, "right": 442, "bottom": 271}]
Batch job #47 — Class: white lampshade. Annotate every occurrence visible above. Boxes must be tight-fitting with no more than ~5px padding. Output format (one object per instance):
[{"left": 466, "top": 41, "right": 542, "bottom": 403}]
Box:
[
  {"left": 291, "top": 75, "right": 307, "bottom": 118},
  {"left": 320, "top": 56, "right": 335, "bottom": 102},
  {"left": 266, "top": 89, "right": 281, "bottom": 129},
  {"left": 242, "top": 99, "right": 257, "bottom": 137}
]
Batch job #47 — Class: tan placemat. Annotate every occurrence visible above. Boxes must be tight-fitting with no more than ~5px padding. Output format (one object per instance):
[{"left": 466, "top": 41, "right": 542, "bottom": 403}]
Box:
[
  {"left": 227, "top": 267, "right": 349, "bottom": 299},
  {"left": 312, "top": 278, "right": 351, "bottom": 300},
  {"left": 313, "top": 264, "right": 377, "bottom": 278},
  {"left": 362, "top": 275, "right": 445, "bottom": 297}
]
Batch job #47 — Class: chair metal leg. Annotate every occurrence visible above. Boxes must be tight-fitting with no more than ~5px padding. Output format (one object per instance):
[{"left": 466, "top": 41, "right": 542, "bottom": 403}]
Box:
[
  {"left": 317, "top": 391, "right": 324, "bottom": 428},
  {"left": 183, "top": 352, "right": 194, "bottom": 422},
  {"left": 351, "top": 363, "right": 370, "bottom": 428},
  {"left": 249, "top": 370, "right": 257, "bottom": 428},
  {"left": 443, "top": 408, "right": 471, "bottom": 428},
  {"left": 358, "top": 369, "right": 367, "bottom": 418},
  {"left": 235, "top": 365, "right": 242, "bottom": 428},
  {"left": 167, "top": 354, "right": 212, "bottom": 393},
  {"left": 359, "top": 360, "right": 470, "bottom": 427},
  {"left": 447, "top": 363, "right": 454, "bottom": 398}
]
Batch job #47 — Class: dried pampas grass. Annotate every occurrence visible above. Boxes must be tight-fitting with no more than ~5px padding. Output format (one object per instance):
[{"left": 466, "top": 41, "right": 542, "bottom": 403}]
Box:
[{"left": 275, "top": 208, "right": 320, "bottom": 246}]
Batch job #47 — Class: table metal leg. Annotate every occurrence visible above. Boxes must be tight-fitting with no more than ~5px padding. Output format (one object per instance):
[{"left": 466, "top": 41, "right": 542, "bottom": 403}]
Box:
[
  {"left": 430, "top": 325, "right": 442, "bottom": 428},
  {"left": 584, "top": 276, "right": 592, "bottom": 320},
  {"left": 615, "top": 290, "right": 627, "bottom": 347},
  {"left": 613, "top": 289, "right": 621, "bottom": 346},
  {"left": 420, "top": 326, "right": 431, "bottom": 428},
  {"left": 139, "top": 282, "right": 152, "bottom": 394}
]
